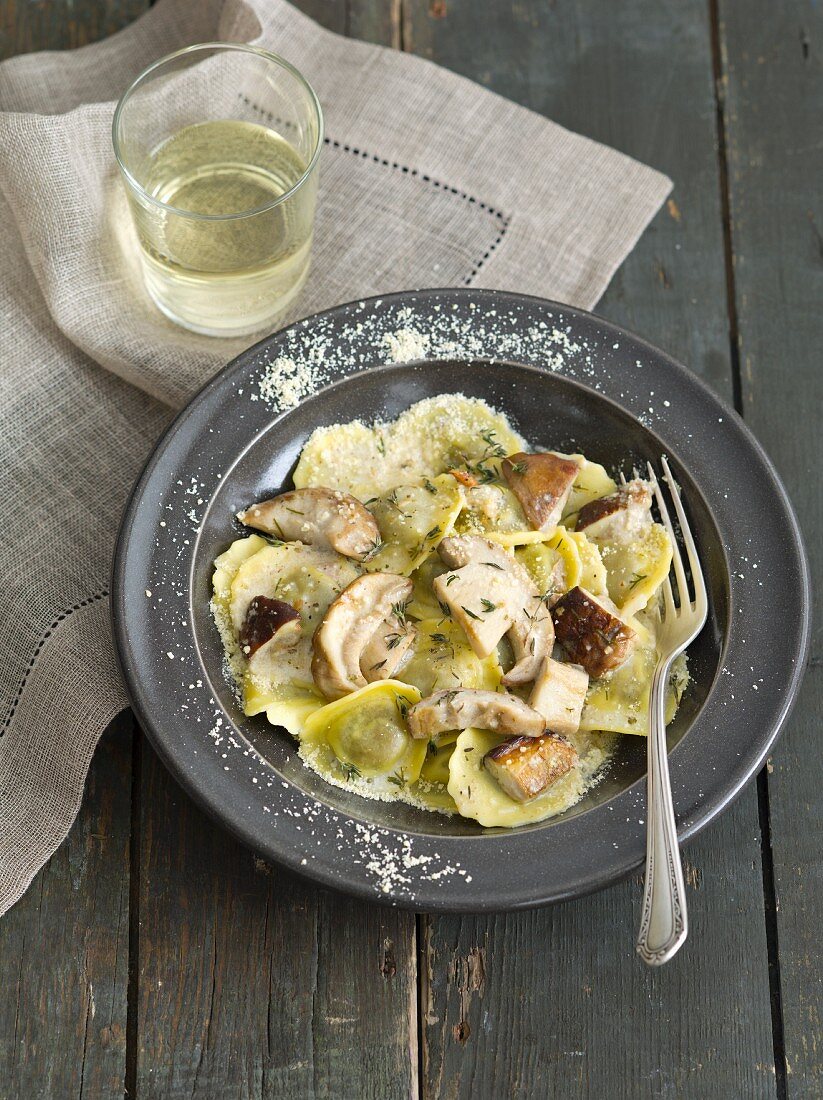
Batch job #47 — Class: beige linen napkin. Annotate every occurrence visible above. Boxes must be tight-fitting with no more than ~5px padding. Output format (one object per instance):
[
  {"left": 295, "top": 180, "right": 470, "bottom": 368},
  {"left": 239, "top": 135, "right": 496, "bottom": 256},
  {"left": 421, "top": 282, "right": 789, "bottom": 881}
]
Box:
[{"left": 0, "top": 0, "right": 671, "bottom": 915}]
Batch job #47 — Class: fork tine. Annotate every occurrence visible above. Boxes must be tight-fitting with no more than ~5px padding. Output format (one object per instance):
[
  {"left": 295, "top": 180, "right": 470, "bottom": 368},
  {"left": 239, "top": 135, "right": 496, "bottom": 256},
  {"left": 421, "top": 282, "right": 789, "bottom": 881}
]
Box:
[
  {"left": 646, "top": 461, "right": 690, "bottom": 606},
  {"left": 660, "top": 456, "right": 707, "bottom": 617},
  {"left": 661, "top": 574, "right": 676, "bottom": 621},
  {"left": 618, "top": 470, "right": 627, "bottom": 486}
]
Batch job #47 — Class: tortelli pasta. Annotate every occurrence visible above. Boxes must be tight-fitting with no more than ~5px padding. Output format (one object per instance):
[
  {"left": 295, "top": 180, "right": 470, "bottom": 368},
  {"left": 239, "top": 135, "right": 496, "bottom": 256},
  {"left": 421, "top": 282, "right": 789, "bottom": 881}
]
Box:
[{"left": 212, "top": 395, "right": 688, "bottom": 827}]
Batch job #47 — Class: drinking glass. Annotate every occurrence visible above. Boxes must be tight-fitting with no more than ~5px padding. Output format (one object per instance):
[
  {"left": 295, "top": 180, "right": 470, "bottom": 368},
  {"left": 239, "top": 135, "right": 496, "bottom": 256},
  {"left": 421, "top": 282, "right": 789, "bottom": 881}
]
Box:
[{"left": 113, "top": 43, "right": 323, "bottom": 337}]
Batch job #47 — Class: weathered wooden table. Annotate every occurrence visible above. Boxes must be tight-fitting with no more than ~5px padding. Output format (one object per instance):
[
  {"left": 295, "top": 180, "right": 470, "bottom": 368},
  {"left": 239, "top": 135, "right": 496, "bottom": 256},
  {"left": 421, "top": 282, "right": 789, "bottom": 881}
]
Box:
[{"left": 1, "top": 2, "right": 820, "bottom": 1097}]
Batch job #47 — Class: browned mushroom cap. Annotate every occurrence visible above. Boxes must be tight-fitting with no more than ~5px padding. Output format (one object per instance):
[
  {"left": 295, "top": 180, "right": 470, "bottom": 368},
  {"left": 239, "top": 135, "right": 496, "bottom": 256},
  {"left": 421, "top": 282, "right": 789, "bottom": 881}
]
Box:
[
  {"left": 239, "top": 596, "right": 301, "bottom": 658},
  {"left": 551, "top": 586, "right": 636, "bottom": 677},
  {"left": 434, "top": 536, "right": 553, "bottom": 684},
  {"left": 483, "top": 733, "right": 578, "bottom": 802},
  {"left": 406, "top": 688, "right": 546, "bottom": 740},
  {"left": 311, "top": 573, "right": 413, "bottom": 700},
  {"left": 238, "top": 487, "right": 380, "bottom": 561},
  {"left": 501, "top": 452, "right": 580, "bottom": 532},
  {"left": 529, "top": 657, "right": 589, "bottom": 736},
  {"left": 574, "top": 479, "right": 652, "bottom": 538}
]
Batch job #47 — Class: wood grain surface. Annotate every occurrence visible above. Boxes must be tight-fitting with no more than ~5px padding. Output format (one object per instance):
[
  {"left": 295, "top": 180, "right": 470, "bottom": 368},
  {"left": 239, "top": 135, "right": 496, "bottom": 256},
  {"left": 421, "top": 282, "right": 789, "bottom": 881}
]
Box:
[
  {"left": 0, "top": 0, "right": 818, "bottom": 1097},
  {"left": 0, "top": 715, "right": 133, "bottom": 1098},
  {"left": 718, "top": 1, "right": 823, "bottom": 1094}
]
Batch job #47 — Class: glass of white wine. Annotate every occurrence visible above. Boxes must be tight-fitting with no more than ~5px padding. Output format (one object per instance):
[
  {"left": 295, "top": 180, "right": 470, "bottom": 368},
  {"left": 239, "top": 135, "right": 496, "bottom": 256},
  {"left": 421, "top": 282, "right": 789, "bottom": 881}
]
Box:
[{"left": 113, "top": 43, "right": 323, "bottom": 337}]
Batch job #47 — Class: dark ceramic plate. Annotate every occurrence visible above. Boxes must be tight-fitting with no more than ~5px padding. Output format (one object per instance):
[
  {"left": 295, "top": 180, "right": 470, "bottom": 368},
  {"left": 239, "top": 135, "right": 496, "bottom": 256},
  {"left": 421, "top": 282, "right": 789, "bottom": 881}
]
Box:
[{"left": 112, "top": 289, "right": 810, "bottom": 911}]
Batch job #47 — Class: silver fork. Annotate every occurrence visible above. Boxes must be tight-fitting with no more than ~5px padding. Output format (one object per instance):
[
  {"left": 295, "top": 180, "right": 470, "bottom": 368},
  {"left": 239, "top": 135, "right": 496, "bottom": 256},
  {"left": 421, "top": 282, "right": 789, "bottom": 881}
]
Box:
[{"left": 622, "top": 457, "right": 708, "bottom": 965}]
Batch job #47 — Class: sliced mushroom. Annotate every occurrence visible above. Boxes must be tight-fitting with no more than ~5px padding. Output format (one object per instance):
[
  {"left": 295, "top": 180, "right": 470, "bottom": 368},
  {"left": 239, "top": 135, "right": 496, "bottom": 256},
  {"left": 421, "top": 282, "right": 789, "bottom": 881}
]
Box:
[
  {"left": 529, "top": 657, "right": 589, "bottom": 736},
  {"left": 501, "top": 452, "right": 580, "bottom": 532},
  {"left": 238, "top": 487, "right": 380, "bottom": 561},
  {"left": 406, "top": 688, "right": 546, "bottom": 740},
  {"left": 551, "top": 586, "right": 636, "bottom": 677},
  {"left": 434, "top": 536, "right": 553, "bottom": 684},
  {"left": 432, "top": 562, "right": 517, "bottom": 657},
  {"left": 504, "top": 599, "right": 554, "bottom": 688},
  {"left": 311, "top": 573, "right": 412, "bottom": 699},
  {"left": 239, "top": 596, "right": 301, "bottom": 658},
  {"left": 575, "top": 479, "right": 652, "bottom": 540},
  {"left": 483, "top": 733, "right": 578, "bottom": 802},
  {"left": 360, "top": 610, "right": 417, "bottom": 683}
]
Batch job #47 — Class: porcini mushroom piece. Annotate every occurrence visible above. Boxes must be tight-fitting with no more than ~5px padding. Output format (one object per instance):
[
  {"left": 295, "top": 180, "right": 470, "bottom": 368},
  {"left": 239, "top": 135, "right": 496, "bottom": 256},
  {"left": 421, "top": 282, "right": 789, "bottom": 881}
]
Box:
[
  {"left": 432, "top": 562, "right": 516, "bottom": 657},
  {"left": 435, "top": 536, "right": 553, "bottom": 684},
  {"left": 503, "top": 595, "right": 554, "bottom": 687},
  {"left": 311, "top": 573, "right": 413, "bottom": 700},
  {"left": 502, "top": 452, "right": 581, "bottom": 532},
  {"left": 238, "top": 487, "right": 380, "bottom": 561},
  {"left": 551, "top": 586, "right": 636, "bottom": 677},
  {"left": 529, "top": 657, "right": 589, "bottom": 736},
  {"left": 406, "top": 688, "right": 546, "bottom": 740},
  {"left": 239, "top": 596, "right": 301, "bottom": 658},
  {"left": 574, "top": 479, "right": 652, "bottom": 539},
  {"left": 483, "top": 733, "right": 578, "bottom": 802},
  {"left": 360, "top": 611, "right": 417, "bottom": 683}
]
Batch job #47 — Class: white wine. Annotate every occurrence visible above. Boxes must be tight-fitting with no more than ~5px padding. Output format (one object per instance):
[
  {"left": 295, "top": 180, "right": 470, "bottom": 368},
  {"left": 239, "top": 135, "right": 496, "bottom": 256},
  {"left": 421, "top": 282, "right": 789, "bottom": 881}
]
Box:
[{"left": 129, "top": 119, "right": 316, "bottom": 335}]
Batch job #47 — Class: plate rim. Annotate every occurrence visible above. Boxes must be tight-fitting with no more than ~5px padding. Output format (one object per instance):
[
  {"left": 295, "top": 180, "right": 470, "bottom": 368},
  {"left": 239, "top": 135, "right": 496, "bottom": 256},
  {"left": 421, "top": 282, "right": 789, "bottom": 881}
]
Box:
[{"left": 112, "top": 287, "right": 812, "bottom": 912}]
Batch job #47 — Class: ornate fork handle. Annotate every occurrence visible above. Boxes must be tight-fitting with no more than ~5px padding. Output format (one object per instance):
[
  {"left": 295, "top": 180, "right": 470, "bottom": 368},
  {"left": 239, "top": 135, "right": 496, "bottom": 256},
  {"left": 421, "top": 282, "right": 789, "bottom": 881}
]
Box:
[{"left": 636, "top": 655, "right": 688, "bottom": 966}]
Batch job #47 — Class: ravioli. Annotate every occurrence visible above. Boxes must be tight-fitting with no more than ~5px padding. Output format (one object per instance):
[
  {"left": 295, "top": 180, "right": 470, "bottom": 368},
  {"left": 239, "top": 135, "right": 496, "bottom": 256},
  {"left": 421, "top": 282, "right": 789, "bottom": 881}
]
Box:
[
  {"left": 412, "top": 742, "right": 460, "bottom": 814},
  {"left": 300, "top": 680, "right": 426, "bottom": 792},
  {"left": 213, "top": 394, "right": 692, "bottom": 830},
  {"left": 228, "top": 542, "right": 360, "bottom": 717},
  {"left": 567, "top": 530, "right": 609, "bottom": 597},
  {"left": 545, "top": 527, "right": 582, "bottom": 591},
  {"left": 447, "top": 728, "right": 615, "bottom": 827},
  {"left": 592, "top": 521, "right": 673, "bottom": 617},
  {"left": 515, "top": 541, "right": 564, "bottom": 595},
  {"left": 398, "top": 619, "right": 502, "bottom": 697},
  {"left": 293, "top": 395, "right": 525, "bottom": 499},
  {"left": 362, "top": 475, "right": 463, "bottom": 575},
  {"left": 212, "top": 534, "right": 269, "bottom": 613},
  {"left": 454, "top": 483, "right": 547, "bottom": 546},
  {"left": 579, "top": 617, "right": 686, "bottom": 736},
  {"left": 559, "top": 455, "right": 618, "bottom": 521}
]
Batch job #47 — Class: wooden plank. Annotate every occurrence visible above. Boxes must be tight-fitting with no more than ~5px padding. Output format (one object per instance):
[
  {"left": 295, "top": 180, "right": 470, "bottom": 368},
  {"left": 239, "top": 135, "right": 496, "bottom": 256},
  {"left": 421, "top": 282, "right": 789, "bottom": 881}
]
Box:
[
  {"left": 348, "top": 0, "right": 401, "bottom": 47},
  {"left": 133, "top": 742, "right": 417, "bottom": 1100},
  {"left": 717, "top": 1, "right": 823, "bottom": 1093},
  {"left": 0, "top": 716, "right": 132, "bottom": 1100},
  {"left": 294, "top": 0, "right": 347, "bottom": 34},
  {"left": 0, "top": 0, "right": 150, "bottom": 61},
  {"left": 298, "top": 0, "right": 401, "bottom": 47},
  {"left": 404, "top": 1, "right": 778, "bottom": 1095}
]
